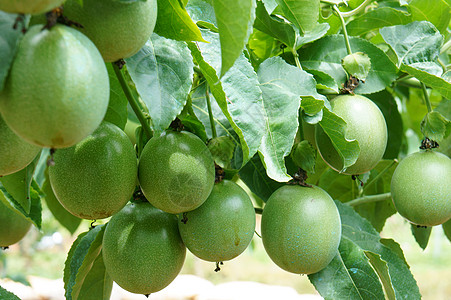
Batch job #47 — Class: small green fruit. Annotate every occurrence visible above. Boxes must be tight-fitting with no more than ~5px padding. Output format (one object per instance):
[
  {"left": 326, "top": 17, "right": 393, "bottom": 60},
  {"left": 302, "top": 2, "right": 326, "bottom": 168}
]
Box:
[
  {"left": 0, "top": 25, "right": 109, "bottom": 148},
  {"left": 261, "top": 185, "right": 341, "bottom": 274},
  {"left": 391, "top": 151, "right": 451, "bottom": 226},
  {"left": 49, "top": 122, "right": 137, "bottom": 220},
  {"left": 63, "top": 0, "right": 157, "bottom": 62},
  {"left": 0, "top": 0, "right": 65, "bottom": 14},
  {"left": 315, "top": 94, "right": 387, "bottom": 175},
  {"left": 178, "top": 180, "right": 256, "bottom": 262},
  {"left": 102, "top": 202, "right": 186, "bottom": 294},
  {"left": 0, "top": 115, "right": 41, "bottom": 176},
  {"left": 138, "top": 131, "right": 215, "bottom": 214},
  {"left": 0, "top": 194, "right": 31, "bottom": 247}
]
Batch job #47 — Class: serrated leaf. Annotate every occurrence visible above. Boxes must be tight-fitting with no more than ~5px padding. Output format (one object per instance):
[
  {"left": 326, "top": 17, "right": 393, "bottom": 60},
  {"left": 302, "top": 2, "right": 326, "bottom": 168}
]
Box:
[
  {"left": 213, "top": 0, "right": 255, "bottom": 76},
  {"left": 154, "top": 0, "right": 206, "bottom": 41},
  {"left": 126, "top": 34, "right": 194, "bottom": 135},
  {"left": 408, "top": 0, "right": 451, "bottom": 34},
  {"left": 309, "top": 237, "right": 385, "bottom": 300},
  {"left": 257, "top": 57, "right": 324, "bottom": 181},
  {"left": 421, "top": 111, "right": 451, "bottom": 141},
  {"left": 364, "top": 251, "right": 396, "bottom": 300},
  {"left": 306, "top": 69, "right": 339, "bottom": 93},
  {"left": 275, "top": 0, "right": 320, "bottom": 34},
  {"left": 291, "top": 140, "right": 316, "bottom": 173},
  {"left": 64, "top": 225, "right": 106, "bottom": 300},
  {"left": 299, "top": 35, "right": 398, "bottom": 94},
  {"left": 207, "top": 136, "right": 235, "bottom": 168},
  {"left": 103, "top": 64, "right": 128, "bottom": 130},
  {"left": 410, "top": 224, "right": 432, "bottom": 250},
  {"left": 342, "top": 52, "right": 371, "bottom": 81},
  {"left": 0, "top": 285, "right": 20, "bottom": 300},
  {"left": 402, "top": 64, "right": 451, "bottom": 99},
  {"left": 186, "top": 0, "right": 217, "bottom": 26},
  {"left": 42, "top": 168, "right": 81, "bottom": 235},
  {"left": 347, "top": 7, "right": 411, "bottom": 36},
  {"left": 76, "top": 251, "right": 113, "bottom": 300},
  {"left": 188, "top": 30, "right": 265, "bottom": 165}
]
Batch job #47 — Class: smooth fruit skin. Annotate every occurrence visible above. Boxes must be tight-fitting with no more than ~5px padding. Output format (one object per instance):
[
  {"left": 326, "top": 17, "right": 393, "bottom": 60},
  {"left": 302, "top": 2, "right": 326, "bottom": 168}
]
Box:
[
  {"left": 63, "top": 0, "right": 157, "bottom": 62},
  {"left": 391, "top": 151, "right": 451, "bottom": 226},
  {"left": 0, "top": 194, "right": 31, "bottom": 247},
  {"left": 0, "top": 115, "right": 41, "bottom": 176},
  {"left": 261, "top": 185, "right": 341, "bottom": 274},
  {"left": 102, "top": 202, "right": 186, "bottom": 295},
  {"left": 178, "top": 180, "right": 256, "bottom": 262},
  {"left": 0, "top": 25, "right": 109, "bottom": 148},
  {"left": 138, "top": 131, "right": 215, "bottom": 214},
  {"left": 49, "top": 122, "right": 137, "bottom": 220},
  {"left": 315, "top": 94, "right": 388, "bottom": 175},
  {"left": 0, "top": 0, "right": 65, "bottom": 14}
]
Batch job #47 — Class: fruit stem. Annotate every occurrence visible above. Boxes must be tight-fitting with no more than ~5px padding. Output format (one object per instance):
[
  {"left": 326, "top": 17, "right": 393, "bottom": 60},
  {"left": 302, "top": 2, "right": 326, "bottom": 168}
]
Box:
[
  {"left": 333, "top": 5, "right": 352, "bottom": 56},
  {"left": 112, "top": 63, "right": 153, "bottom": 139},
  {"left": 346, "top": 192, "right": 392, "bottom": 207},
  {"left": 254, "top": 207, "right": 263, "bottom": 215},
  {"left": 292, "top": 46, "right": 303, "bottom": 71},
  {"left": 421, "top": 83, "right": 433, "bottom": 113},
  {"left": 205, "top": 83, "right": 217, "bottom": 139},
  {"left": 362, "top": 159, "right": 399, "bottom": 194}
]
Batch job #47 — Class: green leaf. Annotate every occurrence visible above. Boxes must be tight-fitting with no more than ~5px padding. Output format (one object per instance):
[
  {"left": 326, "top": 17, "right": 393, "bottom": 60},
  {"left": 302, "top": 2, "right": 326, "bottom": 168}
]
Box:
[
  {"left": 103, "top": 64, "right": 128, "bottom": 130},
  {"left": 42, "top": 167, "right": 81, "bottom": 235},
  {"left": 207, "top": 136, "right": 236, "bottom": 168},
  {"left": 410, "top": 224, "right": 432, "bottom": 250},
  {"left": 0, "top": 285, "right": 20, "bottom": 300},
  {"left": 257, "top": 56, "right": 325, "bottom": 181},
  {"left": 275, "top": 0, "right": 320, "bottom": 34},
  {"left": 347, "top": 7, "right": 411, "bottom": 36},
  {"left": 403, "top": 65, "right": 451, "bottom": 99},
  {"left": 186, "top": 0, "right": 217, "bottom": 26},
  {"left": 408, "top": 0, "right": 451, "bottom": 34},
  {"left": 76, "top": 251, "right": 113, "bottom": 300},
  {"left": 213, "top": 0, "right": 255, "bottom": 76},
  {"left": 0, "top": 12, "right": 26, "bottom": 91},
  {"left": 154, "top": 0, "right": 206, "bottom": 41},
  {"left": 126, "top": 34, "right": 194, "bottom": 135},
  {"left": 188, "top": 29, "right": 265, "bottom": 166},
  {"left": 64, "top": 225, "right": 106, "bottom": 300},
  {"left": 299, "top": 35, "right": 398, "bottom": 94},
  {"left": 442, "top": 218, "right": 451, "bottom": 243},
  {"left": 291, "top": 140, "right": 316, "bottom": 174},
  {"left": 341, "top": 52, "right": 371, "bottom": 81},
  {"left": 421, "top": 111, "right": 451, "bottom": 141},
  {"left": 305, "top": 69, "right": 339, "bottom": 93},
  {"left": 309, "top": 237, "right": 385, "bottom": 300},
  {"left": 317, "top": 107, "right": 360, "bottom": 173},
  {"left": 364, "top": 251, "right": 396, "bottom": 300}
]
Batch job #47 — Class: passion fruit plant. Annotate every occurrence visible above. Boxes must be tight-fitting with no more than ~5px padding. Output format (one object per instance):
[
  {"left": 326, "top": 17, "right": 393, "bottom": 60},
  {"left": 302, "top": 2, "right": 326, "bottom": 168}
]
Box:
[{"left": 0, "top": 0, "right": 450, "bottom": 299}]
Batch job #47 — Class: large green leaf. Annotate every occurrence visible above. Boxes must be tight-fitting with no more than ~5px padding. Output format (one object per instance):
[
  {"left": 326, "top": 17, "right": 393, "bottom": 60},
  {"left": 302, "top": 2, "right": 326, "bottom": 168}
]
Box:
[
  {"left": 299, "top": 35, "right": 398, "bottom": 94},
  {"left": 76, "top": 251, "right": 113, "bottom": 300},
  {"left": 126, "top": 34, "right": 194, "bottom": 135},
  {"left": 408, "top": 0, "right": 451, "bottom": 34},
  {"left": 347, "top": 7, "right": 411, "bottom": 36},
  {"left": 275, "top": 0, "right": 320, "bottom": 33},
  {"left": 186, "top": 0, "right": 217, "bottom": 26},
  {"left": 257, "top": 56, "right": 325, "bottom": 181},
  {"left": 154, "top": 0, "right": 206, "bottom": 41},
  {"left": 103, "top": 64, "right": 128, "bottom": 130},
  {"left": 188, "top": 29, "right": 265, "bottom": 165},
  {"left": 213, "top": 0, "right": 255, "bottom": 76},
  {"left": 64, "top": 225, "right": 107, "bottom": 300},
  {"left": 0, "top": 286, "right": 20, "bottom": 300}
]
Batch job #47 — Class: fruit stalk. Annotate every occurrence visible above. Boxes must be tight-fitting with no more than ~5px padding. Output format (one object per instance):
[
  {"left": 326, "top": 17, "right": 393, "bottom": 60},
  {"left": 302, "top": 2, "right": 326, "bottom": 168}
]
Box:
[
  {"left": 346, "top": 192, "right": 392, "bottom": 207},
  {"left": 333, "top": 5, "right": 352, "bottom": 55},
  {"left": 421, "top": 82, "right": 432, "bottom": 113},
  {"left": 205, "top": 84, "right": 217, "bottom": 138}
]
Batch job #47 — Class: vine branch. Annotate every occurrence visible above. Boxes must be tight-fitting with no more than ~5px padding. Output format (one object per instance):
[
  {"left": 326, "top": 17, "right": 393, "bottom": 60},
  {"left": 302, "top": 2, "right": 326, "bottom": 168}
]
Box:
[
  {"left": 333, "top": 5, "right": 352, "bottom": 55},
  {"left": 205, "top": 83, "right": 217, "bottom": 139},
  {"left": 421, "top": 82, "right": 432, "bottom": 113},
  {"left": 346, "top": 192, "right": 392, "bottom": 207}
]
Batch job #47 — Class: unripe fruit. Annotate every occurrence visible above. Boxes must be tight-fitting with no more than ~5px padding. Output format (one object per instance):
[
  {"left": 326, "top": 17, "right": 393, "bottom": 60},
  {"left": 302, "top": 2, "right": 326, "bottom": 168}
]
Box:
[
  {"left": 63, "top": 0, "right": 157, "bottom": 62},
  {"left": 0, "top": 195, "right": 31, "bottom": 247},
  {"left": 102, "top": 202, "right": 186, "bottom": 294},
  {"left": 0, "top": 25, "right": 109, "bottom": 148},
  {"left": 178, "top": 180, "right": 256, "bottom": 262},
  {"left": 0, "top": 115, "right": 41, "bottom": 176},
  {"left": 391, "top": 151, "right": 451, "bottom": 226},
  {"left": 0, "top": 0, "right": 64, "bottom": 15},
  {"left": 261, "top": 185, "right": 341, "bottom": 274},
  {"left": 49, "top": 122, "right": 137, "bottom": 220},
  {"left": 315, "top": 94, "right": 388, "bottom": 175},
  {"left": 138, "top": 131, "right": 215, "bottom": 214}
]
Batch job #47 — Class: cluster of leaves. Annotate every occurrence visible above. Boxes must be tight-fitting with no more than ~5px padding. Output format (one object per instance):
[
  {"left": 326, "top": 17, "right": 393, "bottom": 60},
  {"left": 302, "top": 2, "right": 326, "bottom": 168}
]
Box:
[{"left": 1, "top": 0, "right": 451, "bottom": 299}]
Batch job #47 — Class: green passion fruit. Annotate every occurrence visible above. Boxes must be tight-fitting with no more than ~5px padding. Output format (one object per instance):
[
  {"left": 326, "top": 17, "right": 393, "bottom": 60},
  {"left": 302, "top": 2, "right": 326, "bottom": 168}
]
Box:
[
  {"left": 261, "top": 185, "right": 341, "bottom": 274},
  {"left": 0, "top": 115, "right": 41, "bottom": 176},
  {"left": 138, "top": 131, "right": 215, "bottom": 214},
  {"left": 178, "top": 180, "right": 256, "bottom": 262},
  {"left": 391, "top": 151, "right": 451, "bottom": 226},
  {"left": 0, "top": 0, "right": 65, "bottom": 14},
  {"left": 63, "top": 0, "right": 157, "bottom": 62},
  {"left": 315, "top": 94, "right": 388, "bottom": 175},
  {"left": 102, "top": 202, "right": 186, "bottom": 295},
  {"left": 49, "top": 122, "right": 137, "bottom": 220},
  {"left": 0, "top": 24, "right": 109, "bottom": 148},
  {"left": 0, "top": 194, "right": 31, "bottom": 247}
]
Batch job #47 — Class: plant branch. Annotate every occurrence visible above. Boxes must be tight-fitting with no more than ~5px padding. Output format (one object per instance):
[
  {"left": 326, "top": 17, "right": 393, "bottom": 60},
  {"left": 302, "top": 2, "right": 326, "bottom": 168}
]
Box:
[
  {"left": 112, "top": 63, "right": 153, "bottom": 139},
  {"left": 333, "top": 5, "right": 352, "bottom": 55},
  {"left": 205, "top": 83, "right": 217, "bottom": 139},
  {"left": 362, "top": 159, "right": 398, "bottom": 194},
  {"left": 346, "top": 192, "right": 392, "bottom": 207},
  {"left": 341, "top": 0, "right": 373, "bottom": 17},
  {"left": 292, "top": 48, "right": 303, "bottom": 71},
  {"left": 421, "top": 82, "right": 432, "bottom": 113}
]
